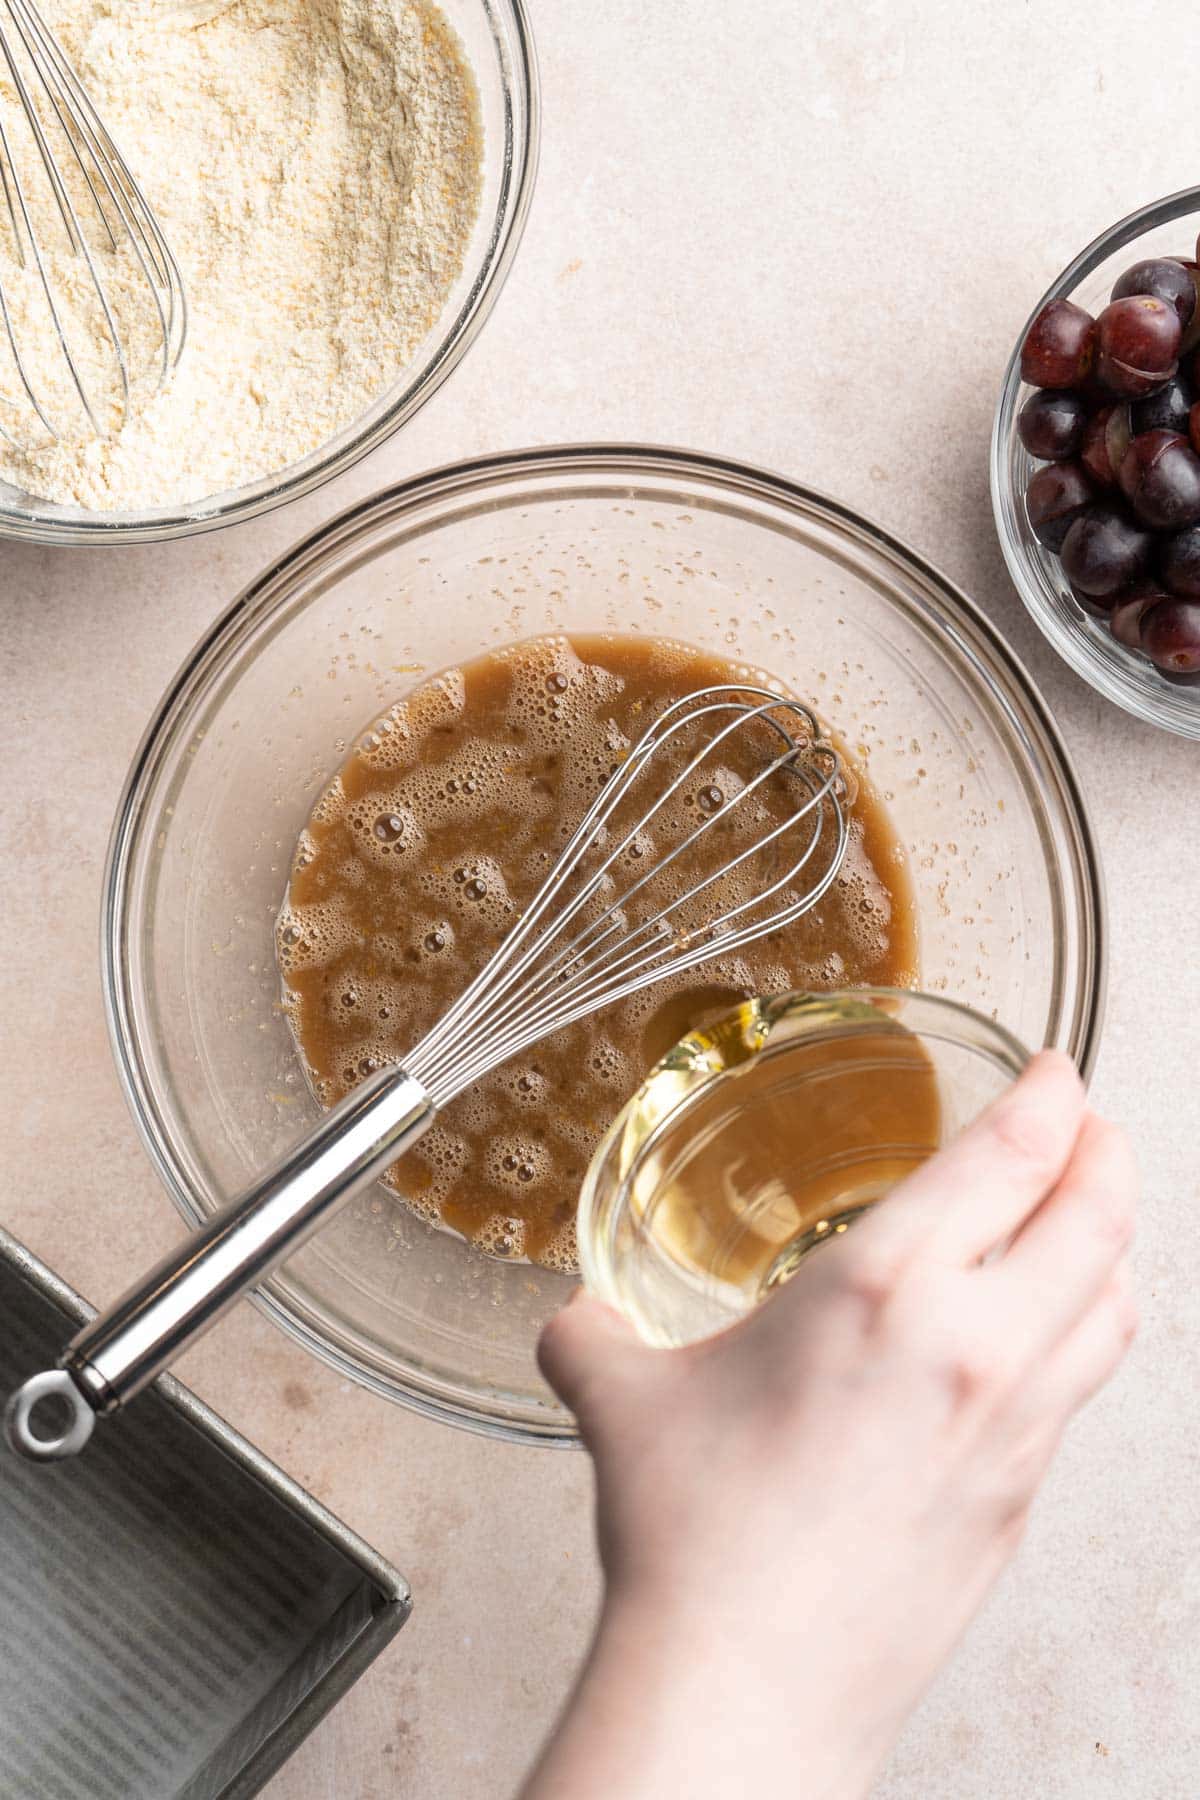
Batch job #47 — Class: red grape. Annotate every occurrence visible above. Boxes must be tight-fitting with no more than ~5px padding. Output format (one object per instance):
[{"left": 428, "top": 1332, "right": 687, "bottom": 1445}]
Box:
[
  {"left": 1131, "top": 371, "right": 1193, "bottom": 435},
  {"left": 1080, "top": 407, "right": 1115, "bottom": 487},
  {"left": 1191, "top": 400, "right": 1200, "bottom": 457},
  {"left": 1020, "top": 300, "right": 1096, "bottom": 389},
  {"left": 1181, "top": 264, "right": 1200, "bottom": 355},
  {"left": 1140, "top": 598, "right": 1200, "bottom": 675},
  {"left": 1080, "top": 403, "right": 1133, "bottom": 487},
  {"left": 1106, "top": 403, "right": 1133, "bottom": 480},
  {"left": 1017, "top": 390, "right": 1087, "bottom": 460},
  {"left": 1025, "top": 460, "right": 1094, "bottom": 550},
  {"left": 1117, "top": 429, "right": 1200, "bottom": 529},
  {"left": 1158, "top": 522, "right": 1200, "bottom": 598},
  {"left": 1096, "top": 295, "right": 1181, "bottom": 396},
  {"left": 1060, "top": 503, "right": 1152, "bottom": 597},
  {"left": 1111, "top": 258, "right": 1197, "bottom": 329},
  {"left": 1109, "top": 581, "right": 1166, "bottom": 648}
]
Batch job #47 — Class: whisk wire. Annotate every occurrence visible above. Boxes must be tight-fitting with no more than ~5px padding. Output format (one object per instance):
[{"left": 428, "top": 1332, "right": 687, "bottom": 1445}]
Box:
[
  {"left": 424, "top": 842, "right": 846, "bottom": 1104},
  {"left": 16, "top": 0, "right": 187, "bottom": 374},
  {"left": 10, "top": 0, "right": 114, "bottom": 251},
  {"left": 408, "top": 705, "right": 826, "bottom": 1094},
  {"left": 0, "top": 11, "right": 127, "bottom": 434},
  {"left": 420, "top": 723, "right": 827, "bottom": 1082},
  {"left": 0, "top": 127, "right": 53, "bottom": 440},
  {"left": 405, "top": 693, "right": 729, "bottom": 1077},
  {"left": 537, "top": 716, "right": 818, "bottom": 959},
  {"left": 529, "top": 696, "right": 803, "bottom": 937},
  {"left": 425, "top": 804, "right": 844, "bottom": 1103},
  {"left": 533, "top": 760, "right": 836, "bottom": 1001},
  {"left": 410, "top": 689, "right": 803, "bottom": 1074},
  {"left": 406, "top": 684, "right": 848, "bottom": 1107},
  {"left": 0, "top": 0, "right": 186, "bottom": 443}
]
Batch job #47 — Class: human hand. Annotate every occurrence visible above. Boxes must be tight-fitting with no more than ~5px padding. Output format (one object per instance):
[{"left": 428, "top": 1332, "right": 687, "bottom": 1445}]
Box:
[{"left": 525, "top": 1052, "right": 1137, "bottom": 1800}]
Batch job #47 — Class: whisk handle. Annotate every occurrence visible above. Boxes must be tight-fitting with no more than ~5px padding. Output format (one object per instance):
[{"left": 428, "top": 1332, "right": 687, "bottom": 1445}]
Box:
[{"left": 5, "top": 1066, "right": 433, "bottom": 1461}]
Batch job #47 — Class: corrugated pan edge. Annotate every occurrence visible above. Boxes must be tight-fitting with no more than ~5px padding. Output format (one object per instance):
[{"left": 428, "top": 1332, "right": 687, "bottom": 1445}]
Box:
[{"left": 1, "top": 1226, "right": 412, "bottom": 1799}]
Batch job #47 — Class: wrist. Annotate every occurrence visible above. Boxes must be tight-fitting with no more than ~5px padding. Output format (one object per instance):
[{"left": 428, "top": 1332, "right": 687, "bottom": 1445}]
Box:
[{"left": 583, "top": 1580, "right": 886, "bottom": 1800}]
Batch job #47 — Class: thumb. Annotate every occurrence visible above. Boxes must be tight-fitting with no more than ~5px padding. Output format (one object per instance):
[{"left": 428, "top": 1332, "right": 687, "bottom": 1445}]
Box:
[{"left": 538, "top": 1288, "right": 653, "bottom": 1425}]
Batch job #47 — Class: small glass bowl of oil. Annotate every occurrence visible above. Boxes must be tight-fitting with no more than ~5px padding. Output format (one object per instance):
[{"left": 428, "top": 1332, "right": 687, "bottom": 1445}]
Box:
[{"left": 577, "top": 988, "right": 1031, "bottom": 1347}]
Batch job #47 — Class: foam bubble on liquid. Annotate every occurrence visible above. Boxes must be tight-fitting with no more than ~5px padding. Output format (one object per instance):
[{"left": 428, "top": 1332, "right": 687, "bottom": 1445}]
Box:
[
  {"left": 310, "top": 783, "right": 345, "bottom": 829},
  {"left": 535, "top": 1216, "right": 580, "bottom": 1274},
  {"left": 389, "top": 1121, "right": 471, "bottom": 1220},
  {"left": 503, "top": 1065, "right": 548, "bottom": 1108},
  {"left": 585, "top": 1036, "right": 629, "bottom": 1088},
  {"left": 454, "top": 1087, "right": 502, "bottom": 1138},
  {"left": 484, "top": 1136, "right": 551, "bottom": 1192},
  {"left": 342, "top": 795, "right": 425, "bottom": 868},
  {"left": 274, "top": 894, "right": 358, "bottom": 973},
  {"left": 474, "top": 1212, "right": 527, "bottom": 1259},
  {"left": 423, "top": 853, "right": 515, "bottom": 931},
  {"left": 325, "top": 973, "right": 399, "bottom": 1038},
  {"left": 354, "top": 702, "right": 415, "bottom": 773}
]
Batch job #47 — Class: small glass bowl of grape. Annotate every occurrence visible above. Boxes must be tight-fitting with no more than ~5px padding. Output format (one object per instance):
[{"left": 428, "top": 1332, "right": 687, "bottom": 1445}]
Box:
[{"left": 992, "top": 188, "right": 1200, "bottom": 737}]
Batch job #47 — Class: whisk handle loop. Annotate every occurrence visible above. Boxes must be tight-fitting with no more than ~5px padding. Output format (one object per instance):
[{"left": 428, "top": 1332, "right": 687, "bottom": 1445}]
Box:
[{"left": 5, "top": 1065, "right": 433, "bottom": 1460}]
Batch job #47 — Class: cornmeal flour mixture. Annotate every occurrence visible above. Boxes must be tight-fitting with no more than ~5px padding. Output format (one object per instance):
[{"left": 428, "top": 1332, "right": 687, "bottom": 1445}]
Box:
[{"left": 0, "top": 0, "right": 481, "bottom": 509}]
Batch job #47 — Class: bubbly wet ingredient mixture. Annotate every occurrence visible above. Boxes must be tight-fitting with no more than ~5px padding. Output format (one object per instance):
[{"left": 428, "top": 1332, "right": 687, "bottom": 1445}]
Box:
[
  {"left": 278, "top": 634, "right": 919, "bottom": 1270},
  {"left": 0, "top": 0, "right": 481, "bottom": 508}
]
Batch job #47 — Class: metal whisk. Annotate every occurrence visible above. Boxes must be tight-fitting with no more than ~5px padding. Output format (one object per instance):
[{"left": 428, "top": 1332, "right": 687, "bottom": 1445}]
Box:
[
  {"left": 7, "top": 685, "right": 846, "bottom": 1460},
  {"left": 0, "top": 0, "right": 186, "bottom": 446}
]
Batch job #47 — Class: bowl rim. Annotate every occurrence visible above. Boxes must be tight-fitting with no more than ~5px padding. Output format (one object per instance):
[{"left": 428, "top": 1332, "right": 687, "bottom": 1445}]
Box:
[
  {"left": 0, "top": 0, "right": 540, "bottom": 548},
  {"left": 990, "top": 183, "right": 1200, "bottom": 738},
  {"left": 102, "top": 442, "right": 1108, "bottom": 1442}
]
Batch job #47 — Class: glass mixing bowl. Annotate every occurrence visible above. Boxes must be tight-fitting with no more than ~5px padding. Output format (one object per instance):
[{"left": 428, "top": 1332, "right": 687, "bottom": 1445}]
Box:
[
  {"left": 103, "top": 445, "right": 1106, "bottom": 1444},
  {"left": 0, "top": 0, "right": 537, "bottom": 547},
  {"left": 992, "top": 185, "right": 1200, "bottom": 738}
]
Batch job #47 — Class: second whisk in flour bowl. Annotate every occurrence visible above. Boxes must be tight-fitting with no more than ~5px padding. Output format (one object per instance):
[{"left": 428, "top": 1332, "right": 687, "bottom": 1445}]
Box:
[
  {"left": 100, "top": 447, "right": 1104, "bottom": 1443},
  {"left": 0, "top": 0, "right": 536, "bottom": 542}
]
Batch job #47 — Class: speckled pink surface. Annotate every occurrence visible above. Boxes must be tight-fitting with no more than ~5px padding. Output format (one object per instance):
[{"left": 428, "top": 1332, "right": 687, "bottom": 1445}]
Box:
[{"left": 3, "top": 2, "right": 1199, "bottom": 1794}]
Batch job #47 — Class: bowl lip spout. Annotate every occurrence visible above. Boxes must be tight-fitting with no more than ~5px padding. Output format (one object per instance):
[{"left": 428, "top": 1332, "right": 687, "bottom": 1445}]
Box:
[
  {"left": 991, "top": 182, "right": 1200, "bottom": 738},
  {"left": 0, "top": 0, "right": 541, "bottom": 547},
  {"left": 101, "top": 442, "right": 1107, "bottom": 1444}
]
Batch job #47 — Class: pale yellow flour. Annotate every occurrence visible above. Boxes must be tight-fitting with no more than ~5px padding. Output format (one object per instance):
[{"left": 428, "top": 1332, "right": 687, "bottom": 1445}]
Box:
[{"left": 0, "top": 0, "right": 481, "bottom": 510}]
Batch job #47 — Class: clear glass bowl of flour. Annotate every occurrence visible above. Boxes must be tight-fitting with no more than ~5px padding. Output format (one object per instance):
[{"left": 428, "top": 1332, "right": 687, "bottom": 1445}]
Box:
[
  {"left": 102, "top": 446, "right": 1106, "bottom": 1444},
  {"left": 0, "top": 0, "right": 537, "bottom": 546}
]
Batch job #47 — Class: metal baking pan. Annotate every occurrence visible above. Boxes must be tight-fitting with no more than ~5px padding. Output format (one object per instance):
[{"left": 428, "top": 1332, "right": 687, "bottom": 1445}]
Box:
[{"left": 0, "top": 1226, "right": 411, "bottom": 1799}]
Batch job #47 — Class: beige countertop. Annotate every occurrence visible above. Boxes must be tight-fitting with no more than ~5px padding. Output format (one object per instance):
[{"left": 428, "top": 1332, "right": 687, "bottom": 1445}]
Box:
[{"left": 3, "top": 1, "right": 1198, "bottom": 1794}]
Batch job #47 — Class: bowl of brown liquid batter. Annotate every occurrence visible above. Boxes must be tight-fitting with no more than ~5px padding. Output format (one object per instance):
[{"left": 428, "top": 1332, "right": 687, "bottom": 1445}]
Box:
[{"left": 103, "top": 446, "right": 1105, "bottom": 1443}]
